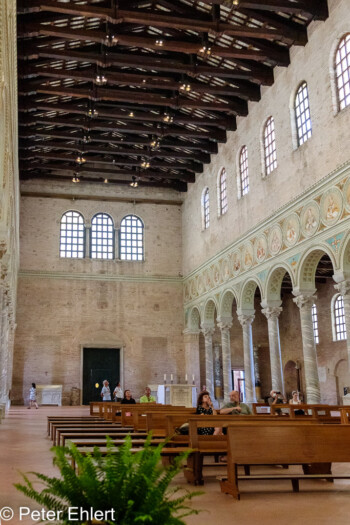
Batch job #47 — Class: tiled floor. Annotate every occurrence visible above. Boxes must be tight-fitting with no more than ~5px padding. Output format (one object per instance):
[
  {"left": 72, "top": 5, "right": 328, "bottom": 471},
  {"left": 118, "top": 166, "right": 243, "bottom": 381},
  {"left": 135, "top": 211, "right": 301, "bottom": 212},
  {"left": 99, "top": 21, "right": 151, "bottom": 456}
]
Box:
[{"left": 1, "top": 406, "right": 350, "bottom": 524}]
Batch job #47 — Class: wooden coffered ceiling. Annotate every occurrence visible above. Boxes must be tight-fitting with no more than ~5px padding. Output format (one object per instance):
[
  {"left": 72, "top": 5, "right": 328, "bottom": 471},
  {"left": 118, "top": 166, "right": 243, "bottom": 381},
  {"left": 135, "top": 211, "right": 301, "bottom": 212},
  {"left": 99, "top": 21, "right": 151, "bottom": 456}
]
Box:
[{"left": 17, "top": 0, "right": 329, "bottom": 193}]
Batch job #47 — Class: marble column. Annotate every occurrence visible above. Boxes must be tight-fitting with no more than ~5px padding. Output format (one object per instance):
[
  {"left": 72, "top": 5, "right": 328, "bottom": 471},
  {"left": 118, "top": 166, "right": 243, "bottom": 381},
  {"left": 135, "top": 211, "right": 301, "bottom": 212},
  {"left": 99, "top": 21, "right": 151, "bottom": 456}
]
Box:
[
  {"left": 237, "top": 313, "right": 256, "bottom": 403},
  {"left": 201, "top": 324, "right": 215, "bottom": 398},
  {"left": 0, "top": 285, "right": 10, "bottom": 404},
  {"left": 183, "top": 329, "right": 200, "bottom": 385},
  {"left": 217, "top": 318, "right": 233, "bottom": 401},
  {"left": 293, "top": 294, "right": 320, "bottom": 403},
  {"left": 334, "top": 280, "right": 350, "bottom": 374},
  {"left": 261, "top": 306, "right": 284, "bottom": 393}
]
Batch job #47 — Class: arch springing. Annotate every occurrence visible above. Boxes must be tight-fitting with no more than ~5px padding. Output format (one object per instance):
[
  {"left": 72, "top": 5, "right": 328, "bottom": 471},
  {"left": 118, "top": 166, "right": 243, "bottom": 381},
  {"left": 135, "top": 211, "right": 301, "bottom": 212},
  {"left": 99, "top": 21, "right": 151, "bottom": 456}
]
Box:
[
  {"left": 295, "top": 82, "right": 312, "bottom": 146},
  {"left": 335, "top": 34, "right": 350, "bottom": 111},
  {"left": 60, "top": 211, "right": 85, "bottom": 258},
  {"left": 120, "top": 215, "right": 144, "bottom": 261},
  {"left": 91, "top": 213, "right": 114, "bottom": 259}
]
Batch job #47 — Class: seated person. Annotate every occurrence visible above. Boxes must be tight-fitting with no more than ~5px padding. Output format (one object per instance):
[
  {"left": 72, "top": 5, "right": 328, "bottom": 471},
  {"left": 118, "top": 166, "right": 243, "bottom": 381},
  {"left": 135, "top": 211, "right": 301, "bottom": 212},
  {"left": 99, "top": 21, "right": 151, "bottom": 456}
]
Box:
[
  {"left": 269, "top": 390, "right": 287, "bottom": 414},
  {"left": 121, "top": 389, "right": 136, "bottom": 404},
  {"left": 196, "top": 391, "right": 221, "bottom": 435},
  {"left": 140, "top": 386, "right": 156, "bottom": 403},
  {"left": 220, "top": 390, "right": 252, "bottom": 415},
  {"left": 289, "top": 390, "right": 304, "bottom": 415}
]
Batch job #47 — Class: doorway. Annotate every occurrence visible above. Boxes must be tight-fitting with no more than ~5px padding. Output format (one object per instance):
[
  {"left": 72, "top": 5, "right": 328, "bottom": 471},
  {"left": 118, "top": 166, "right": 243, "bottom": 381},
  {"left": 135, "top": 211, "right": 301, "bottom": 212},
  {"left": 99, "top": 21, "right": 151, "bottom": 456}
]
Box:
[{"left": 82, "top": 347, "right": 120, "bottom": 405}]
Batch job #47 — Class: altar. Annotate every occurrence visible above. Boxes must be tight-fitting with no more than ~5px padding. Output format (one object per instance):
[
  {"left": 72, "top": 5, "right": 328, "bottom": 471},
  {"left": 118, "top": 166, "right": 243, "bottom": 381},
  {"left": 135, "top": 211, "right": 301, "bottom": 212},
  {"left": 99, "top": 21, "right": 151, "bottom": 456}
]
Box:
[
  {"left": 36, "top": 385, "right": 62, "bottom": 406},
  {"left": 157, "top": 384, "right": 197, "bottom": 407}
]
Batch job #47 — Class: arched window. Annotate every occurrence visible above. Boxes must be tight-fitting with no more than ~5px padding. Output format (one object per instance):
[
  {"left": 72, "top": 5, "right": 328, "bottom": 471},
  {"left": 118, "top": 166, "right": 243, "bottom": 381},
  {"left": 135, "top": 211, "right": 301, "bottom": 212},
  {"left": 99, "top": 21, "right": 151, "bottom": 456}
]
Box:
[
  {"left": 311, "top": 304, "right": 319, "bottom": 344},
  {"left": 120, "top": 215, "right": 144, "bottom": 261},
  {"left": 218, "top": 168, "right": 228, "bottom": 215},
  {"left": 335, "top": 34, "right": 350, "bottom": 111},
  {"left": 295, "top": 82, "right": 312, "bottom": 146},
  {"left": 239, "top": 146, "right": 249, "bottom": 196},
  {"left": 60, "top": 211, "right": 85, "bottom": 258},
  {"left": 90, "top": 213, "right": 114, "bottom": 259},
  {"left": 333, "top": 294, "right": 347, "bottom": 341},
  {"left": 202, "top": 187, "right": 210, "bottom": 230},
  {"left": 263, "top": 116, "right": 277, "bottom": 176}
]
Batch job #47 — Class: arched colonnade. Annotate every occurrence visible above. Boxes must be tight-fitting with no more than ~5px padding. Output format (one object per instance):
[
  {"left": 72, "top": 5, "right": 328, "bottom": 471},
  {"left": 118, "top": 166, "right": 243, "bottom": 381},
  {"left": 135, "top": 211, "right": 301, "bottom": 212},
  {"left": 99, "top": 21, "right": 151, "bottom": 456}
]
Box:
[{"left": 184, "top": 235, "right": 350, "bottom": 404}]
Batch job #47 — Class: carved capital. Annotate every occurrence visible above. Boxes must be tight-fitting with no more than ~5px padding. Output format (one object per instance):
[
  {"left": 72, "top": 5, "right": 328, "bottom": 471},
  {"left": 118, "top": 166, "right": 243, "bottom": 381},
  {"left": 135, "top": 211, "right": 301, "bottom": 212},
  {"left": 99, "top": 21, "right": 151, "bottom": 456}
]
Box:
[
  {"left": 201, "top": 324, "right": 215, "bottom": 338},
  {"left": 293, "top": 294, "right": 317, "bottom": 309},
  {"left": 334, "top": 280, "right": 350, "bottom": 297},
  {"left": 261, "top": 306, "right": 283, "bottom": 320},
  {"left": 237, "top": 314, "right": 255, "bottom": 327},
  {"left": 217, "top": 316, "right": 233, "bottom": 332}
]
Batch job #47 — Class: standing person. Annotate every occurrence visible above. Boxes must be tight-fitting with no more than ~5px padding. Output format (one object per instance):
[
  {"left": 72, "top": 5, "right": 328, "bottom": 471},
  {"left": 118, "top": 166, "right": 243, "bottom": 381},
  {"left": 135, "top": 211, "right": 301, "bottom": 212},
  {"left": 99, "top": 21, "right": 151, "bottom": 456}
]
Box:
[
  {"left": 121, "top": 389, "right": 136, "bottom": 404},
  {"left": 140, "top": 386, "right": 156, "bottom": 403},
  {"left": 27, "top": 383, "right": 39, "bottom": 409},
  {"left": 220, "top": 390, "right": 252, "bottom": 415},
  {"left": 113, "top": 382, "right": 123, "bottom": 402},
  {"left": 101, "top": 380, "right": 111, "bottom": 401}
]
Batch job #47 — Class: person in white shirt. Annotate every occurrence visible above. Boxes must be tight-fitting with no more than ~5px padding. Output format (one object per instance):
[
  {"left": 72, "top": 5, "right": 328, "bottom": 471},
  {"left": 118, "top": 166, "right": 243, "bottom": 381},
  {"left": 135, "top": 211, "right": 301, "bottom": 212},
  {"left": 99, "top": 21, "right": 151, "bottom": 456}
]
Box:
[
  {"left": 113, "top": 382, "right": 123, "bottom": 402},
  {"left": 28, "top": 382, "right": 39, "bottom": 409},
  {"left": 101, "top": 379, "right": 111, "bottom": 401}
]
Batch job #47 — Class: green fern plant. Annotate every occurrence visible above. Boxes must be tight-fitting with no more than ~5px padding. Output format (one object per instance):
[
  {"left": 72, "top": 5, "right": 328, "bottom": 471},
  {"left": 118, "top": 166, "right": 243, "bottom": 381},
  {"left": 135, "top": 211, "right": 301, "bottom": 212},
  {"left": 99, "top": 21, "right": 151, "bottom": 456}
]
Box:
[{"left": 15, "top": 435, "right": 201, "bottom": 525}]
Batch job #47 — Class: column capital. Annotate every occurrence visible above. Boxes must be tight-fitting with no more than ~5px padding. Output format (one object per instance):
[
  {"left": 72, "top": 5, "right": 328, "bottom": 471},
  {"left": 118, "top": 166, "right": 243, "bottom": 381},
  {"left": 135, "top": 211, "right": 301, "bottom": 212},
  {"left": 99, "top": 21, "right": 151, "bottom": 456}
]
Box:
[
  {"left": 217, "top": 316, "right": 233, "bottom": 332},
  {"left": 261, "top": 306, "right": 283, "bottom": 320},
  {"left": 237, "top": 313, "right": 255, "bottom": 327},
  {"left": 201, "top": 324, "right": 215, "bottom": 337},
  {"left": 334, "top": 280, "right": 350, "bottom": 297},
  {"left": 293, "top": 294, "right": 317, "bottom": 309}
]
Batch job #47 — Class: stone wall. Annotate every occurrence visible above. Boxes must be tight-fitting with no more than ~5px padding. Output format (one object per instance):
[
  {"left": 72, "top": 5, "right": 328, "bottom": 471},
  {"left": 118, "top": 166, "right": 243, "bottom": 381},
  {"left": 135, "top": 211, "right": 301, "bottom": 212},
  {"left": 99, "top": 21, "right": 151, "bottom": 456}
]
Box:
[
  {"left": 13, "top": 191, "right": 184, "bottom": 404},
  {"left": 182, "top": 0, "right": 350, "bottom": 276}
]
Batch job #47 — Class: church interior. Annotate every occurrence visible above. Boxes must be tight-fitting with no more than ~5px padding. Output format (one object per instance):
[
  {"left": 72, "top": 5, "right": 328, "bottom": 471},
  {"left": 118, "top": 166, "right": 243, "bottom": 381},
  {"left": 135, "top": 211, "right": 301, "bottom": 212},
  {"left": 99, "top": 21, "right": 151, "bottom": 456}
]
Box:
[{"left": 1, "top": 0, "right": 350, "bottom": 523}]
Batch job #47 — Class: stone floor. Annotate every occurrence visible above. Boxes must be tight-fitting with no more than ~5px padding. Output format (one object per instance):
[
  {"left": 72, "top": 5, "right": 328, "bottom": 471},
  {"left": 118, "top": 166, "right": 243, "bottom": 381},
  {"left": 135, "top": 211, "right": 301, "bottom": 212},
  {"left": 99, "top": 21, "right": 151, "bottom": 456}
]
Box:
[{"left": 1, "top": 406, "right": 350, "bottom": 524}]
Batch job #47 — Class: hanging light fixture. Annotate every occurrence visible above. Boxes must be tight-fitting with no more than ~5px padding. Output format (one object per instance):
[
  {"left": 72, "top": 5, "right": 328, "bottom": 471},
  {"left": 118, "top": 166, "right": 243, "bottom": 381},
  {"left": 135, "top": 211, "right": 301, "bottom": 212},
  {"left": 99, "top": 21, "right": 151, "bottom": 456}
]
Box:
[
  {"left": 179, "top": 83, "right": 191, "bottom": 92},
  {"left": 163, "top": 113, "right": 173, "bottom": 123},
  {"left": 72, "top": 172, "right": 80, "bottom": 183},
  {"left": 104, "top": 178, "right": 109, "bottom": 184},
  {"left": 95, "top": 73, "right": 107, "bottom": 85},
  {"left": 141, "top": 160, "right": 150, "bottom": 169},
  {"left": 155, "top": 39, "right": 164, "bottom": 47},
  {"left": 130, "top": 176, "right": 138, "bottom": 188},
  {"left": 76, "top": 152, "right": 86, "bottom": 164}
]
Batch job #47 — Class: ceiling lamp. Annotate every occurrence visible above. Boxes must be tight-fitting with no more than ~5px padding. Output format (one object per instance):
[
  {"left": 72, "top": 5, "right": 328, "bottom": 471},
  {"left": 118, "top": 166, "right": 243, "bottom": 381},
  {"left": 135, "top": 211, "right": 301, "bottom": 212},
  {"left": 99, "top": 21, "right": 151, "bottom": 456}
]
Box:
[
  {"left": 83, "top": 133, "right": 91, "bottom": 144},
  {"left": 232, "top": 0, "right": 240, "bottom": 5},
  {"left": 155, "top": 39, "right": 164, "bottom": 46},
  {"left": 129, "top": 111, "right": 134, "bottom": 117},
  {"left": 87, "top": 107, "right": 98, "bottom": 118},
  {"left": 130, "top": 176, "right": 138, "bottom": 188},
  {"left": 72, "top": 173, "right": 80, "bottom": 183},
  {"left": 163, "top": 113, "right": 174, "bottom": 123},
  {"left": 180, "top": 83, "right": 191, "bottom": 92},
  {"left": 150, "top": 139, "right": 160, "bottom": 150},
  {"left": 104, "top": 178, "right": 109, "bottom": 184},
  {"left": 95, "top": 74, "right": 107, "bottom": 86},
  {"left": 76, "top": 153, "right": 86, "bottom": 164},
  {"left": 198, "top": 45, "right": 212, "bottom": 56},
  {"left": 141, "top": 161, "right": 150, "bottom": 169}
]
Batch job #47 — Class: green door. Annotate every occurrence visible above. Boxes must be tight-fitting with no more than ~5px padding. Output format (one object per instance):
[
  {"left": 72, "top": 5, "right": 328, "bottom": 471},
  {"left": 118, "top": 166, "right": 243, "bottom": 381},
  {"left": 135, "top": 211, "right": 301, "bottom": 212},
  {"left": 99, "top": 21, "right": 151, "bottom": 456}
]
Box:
[{"left": 82, "top": 348, "right": 120, "bottom": 405}]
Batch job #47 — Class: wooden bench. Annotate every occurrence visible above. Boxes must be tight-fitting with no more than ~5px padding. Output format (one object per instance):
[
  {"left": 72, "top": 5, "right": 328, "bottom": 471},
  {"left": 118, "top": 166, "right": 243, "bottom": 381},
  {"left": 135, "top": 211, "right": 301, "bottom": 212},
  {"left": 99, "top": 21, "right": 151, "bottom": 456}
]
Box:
[
  {"left": 47, "top": 416, "right": 103, "bottom": 436},
  {"left": 50, "top": 421, "right": 124, "bottom": 445},
  {"left": 221, "top": 422, "right": 350, "bottom": 499}
]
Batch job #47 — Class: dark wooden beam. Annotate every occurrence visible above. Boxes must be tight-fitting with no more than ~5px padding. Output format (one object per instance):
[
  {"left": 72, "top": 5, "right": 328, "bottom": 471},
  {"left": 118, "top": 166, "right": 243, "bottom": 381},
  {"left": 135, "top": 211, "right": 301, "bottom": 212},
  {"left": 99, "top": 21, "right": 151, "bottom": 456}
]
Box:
[
  {"left": 18, "top": 44, "right": 273, "bottom": 85},
  {"left": 201, "top": 0, "right": 328, "bottom": 19},
  {"left": 19, "top": 151, "right": 202, "bottom": 173},
  {"left": 18, "top": 99, "right": 238, "bottom": 130},
  {"left": 18, "top": 128, "right": 219, "bottom": 154},
  {"left": 18, "top": 114, "right": 227, "bottom": 142},
  {"left": 18, "top": 1, "right": 301, "bottom": 44},
  {"left": 19, "top": 162, "right": 195, "bottom": 183},
  {"left": 19, "top": 139, "right": 211, "bottom": 164}
]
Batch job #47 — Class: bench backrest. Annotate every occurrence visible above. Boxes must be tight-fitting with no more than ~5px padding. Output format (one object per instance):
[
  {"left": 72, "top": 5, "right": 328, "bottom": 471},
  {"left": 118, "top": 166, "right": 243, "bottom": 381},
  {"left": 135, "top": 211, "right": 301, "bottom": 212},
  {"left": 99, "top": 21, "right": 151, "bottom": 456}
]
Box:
[{"left": 226, "top": 423, "right": 350, "bottom": 464}]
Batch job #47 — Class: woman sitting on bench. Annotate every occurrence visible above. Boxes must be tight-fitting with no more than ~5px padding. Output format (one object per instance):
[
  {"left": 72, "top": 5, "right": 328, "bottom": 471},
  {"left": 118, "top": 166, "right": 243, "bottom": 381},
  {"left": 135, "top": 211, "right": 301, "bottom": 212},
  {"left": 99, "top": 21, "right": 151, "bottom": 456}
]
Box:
[{"left": 196, "top": 391, "right": 221, "bottom": 435}]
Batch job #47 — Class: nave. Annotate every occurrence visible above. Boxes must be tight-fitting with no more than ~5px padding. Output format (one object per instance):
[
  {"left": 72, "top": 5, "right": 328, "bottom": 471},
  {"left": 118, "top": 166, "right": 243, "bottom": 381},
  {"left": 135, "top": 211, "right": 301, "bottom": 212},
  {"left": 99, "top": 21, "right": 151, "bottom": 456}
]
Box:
[{"left": 2, "top": 406, "right": 350, "bottom": 525}]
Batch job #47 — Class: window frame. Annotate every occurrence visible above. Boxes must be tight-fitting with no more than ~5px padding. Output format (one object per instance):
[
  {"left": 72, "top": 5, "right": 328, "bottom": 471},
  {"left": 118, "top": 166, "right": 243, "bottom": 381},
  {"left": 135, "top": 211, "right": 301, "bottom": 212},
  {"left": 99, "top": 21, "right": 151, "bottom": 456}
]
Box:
[
  {"left": 218, "top": 167, "right": 228, "bottom": 216},
  {"left": 311, "top": 303, "right": 319, "bottom": 344},
  {"left": 262, "top": 116, "right": 277, "bottom": 177},
  {"left": 59, "top": 210, "right": 85, "bottom": 259},
  {"left": 335, "top": 33, "right": 350, "bottom": 112},
  {"left": 202, "top": 187, "right": 210, "bottom": 230},
  {"left": 294, "top": 81, "right": 312, "bottom": 147},
  {"left": 119, "top": 214, "right": 145, "bottom": 262},
  {"left": 332, "top": 293, "right": 347, "bottom": 341},
  {"left": 239, "top": 145, "right": 249, "bottom": 197},
  {"left": 90, "top": 212, "right": 115, "bottom": 260}
]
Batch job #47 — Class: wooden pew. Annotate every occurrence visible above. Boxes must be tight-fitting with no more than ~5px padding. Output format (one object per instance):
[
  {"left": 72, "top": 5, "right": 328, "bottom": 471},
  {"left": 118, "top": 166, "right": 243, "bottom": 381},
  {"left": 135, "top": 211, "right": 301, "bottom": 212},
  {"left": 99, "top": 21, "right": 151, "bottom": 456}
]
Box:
[
  {"left": 47, "top": 416, "right": 103, "bottom": 436},
  {"left": 221, "top": 422, "right": 350, "bottom": 499},
  {"left": 145, "top": 408, "right": 196, "bottom": 435},
  {"left": 51, "top": 421, "right": 125, "bottom": 446}
]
